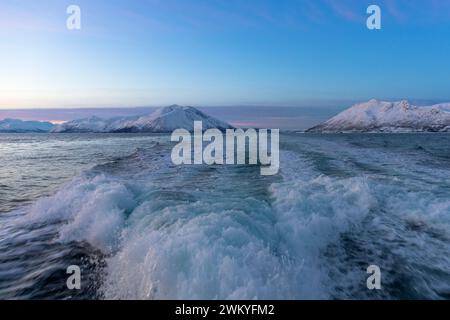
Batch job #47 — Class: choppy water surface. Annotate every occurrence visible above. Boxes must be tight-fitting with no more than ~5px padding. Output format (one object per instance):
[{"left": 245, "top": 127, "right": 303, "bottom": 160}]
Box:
[{"left": 0, "top": 133, "right": 449, "bottom": 299}]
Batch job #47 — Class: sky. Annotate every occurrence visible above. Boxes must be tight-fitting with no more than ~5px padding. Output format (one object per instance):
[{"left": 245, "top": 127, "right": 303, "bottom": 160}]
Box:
[{"left": 1, "top": 0, "right": 450, "bottom": 110}]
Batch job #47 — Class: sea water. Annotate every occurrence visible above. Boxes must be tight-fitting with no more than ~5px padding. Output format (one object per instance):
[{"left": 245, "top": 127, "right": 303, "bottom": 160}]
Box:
[{"left": 0, "top": 133, "right": 449, "bottom": 299}]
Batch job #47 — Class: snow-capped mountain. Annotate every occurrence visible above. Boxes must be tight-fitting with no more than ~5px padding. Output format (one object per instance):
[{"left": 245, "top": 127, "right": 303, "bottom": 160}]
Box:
[
  {"left": 0, "top": 119, "right": 55, "bottom": 132},
  {"left": 306, "top": 99, "right": 450, "bottom": 133},
  {"left": 51, "top": 116, "right": 132, "bottom": 133},
  {"left": 52, "top": 105, "right": 233, "bottom": 133}
]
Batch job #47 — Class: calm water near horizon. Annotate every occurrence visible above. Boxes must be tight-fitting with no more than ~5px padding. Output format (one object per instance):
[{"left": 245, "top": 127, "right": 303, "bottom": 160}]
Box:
[{"left": 0, "top": 133, "right": 450, "bottom": 299}]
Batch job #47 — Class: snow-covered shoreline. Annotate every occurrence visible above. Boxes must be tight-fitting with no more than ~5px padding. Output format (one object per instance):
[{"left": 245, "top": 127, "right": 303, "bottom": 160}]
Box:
[{"left": 0, "top": 118, "right": 55, "bottom": 133}]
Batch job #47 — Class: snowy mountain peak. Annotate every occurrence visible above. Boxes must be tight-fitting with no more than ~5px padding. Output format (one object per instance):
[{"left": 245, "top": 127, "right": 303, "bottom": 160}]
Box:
[
  {"left": 400, "top": 100, "right": 410, "bottom": 109},
  {"left": 147, "top": 105, "right": 194, "bottom": 120},
  {"left": 52, "top": 105, "right": 233, "bottom": 133},
  {"left": 306, "top": 100, "right": 450, "bottom": 133}
]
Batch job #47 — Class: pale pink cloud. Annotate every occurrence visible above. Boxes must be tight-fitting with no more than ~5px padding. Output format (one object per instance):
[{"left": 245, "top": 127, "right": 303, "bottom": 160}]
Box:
[{"left": 326, "top": 0, "right": 363, "bottom": 23}]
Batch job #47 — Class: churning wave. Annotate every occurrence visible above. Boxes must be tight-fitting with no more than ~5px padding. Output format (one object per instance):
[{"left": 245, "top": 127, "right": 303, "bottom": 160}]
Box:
[{"left": 1, "top": 133, "right": 450, "bottom": 299}]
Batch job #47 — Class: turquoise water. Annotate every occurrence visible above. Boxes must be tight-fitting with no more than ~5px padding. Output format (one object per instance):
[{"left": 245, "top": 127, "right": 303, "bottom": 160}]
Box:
[{"left": 0, "top": 133, "right": 449, "bottom": 299}]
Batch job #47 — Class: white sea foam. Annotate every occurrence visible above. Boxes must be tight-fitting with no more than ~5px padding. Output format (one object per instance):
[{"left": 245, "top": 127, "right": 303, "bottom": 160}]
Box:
[
  {"left": 26, "top": 174, "right": 136, "bottom": 252},
  {"left": 10, "top": 133, "right": 450, "bottom": 299},
  {"left": 93, "top": 152, "right": 375, "bottom": 298},
  {"left": 15, "top": 149, "right": 386, "bottom": 299},
  {"left": 268, "top": 151, "right": 377, "bottom": 297}
]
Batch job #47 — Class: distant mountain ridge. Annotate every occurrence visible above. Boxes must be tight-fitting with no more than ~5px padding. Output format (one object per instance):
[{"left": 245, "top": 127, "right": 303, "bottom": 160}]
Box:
[
  {"left": 5, "top": 101, "right": 450, "bottom": 134},
  {"left": 52, "top": 105, "right": 233, "bottom": 133},
  {"left": 306, "top": 99, "right": 450, "bottom": 133},
  {"left": 0, "top": 118, "right": 55, "bottom": 133}
]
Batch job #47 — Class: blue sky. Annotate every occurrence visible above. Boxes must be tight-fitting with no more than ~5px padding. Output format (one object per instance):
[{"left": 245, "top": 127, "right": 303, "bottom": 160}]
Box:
[{"left": 1, "top": 0, "right": 450, "bottom": 109}]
